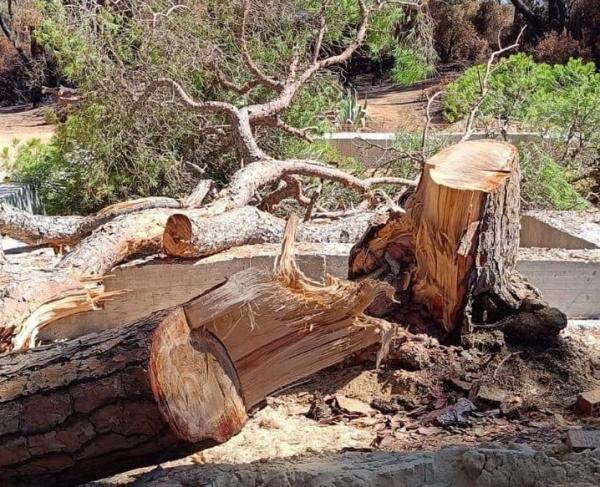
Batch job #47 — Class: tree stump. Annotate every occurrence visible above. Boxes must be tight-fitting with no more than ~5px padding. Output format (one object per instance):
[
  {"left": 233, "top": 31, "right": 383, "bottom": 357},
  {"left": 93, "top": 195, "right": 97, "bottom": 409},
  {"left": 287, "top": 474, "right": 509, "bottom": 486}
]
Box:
[{"left": 349, "top": 140, "right": 567, "bottom": 341}]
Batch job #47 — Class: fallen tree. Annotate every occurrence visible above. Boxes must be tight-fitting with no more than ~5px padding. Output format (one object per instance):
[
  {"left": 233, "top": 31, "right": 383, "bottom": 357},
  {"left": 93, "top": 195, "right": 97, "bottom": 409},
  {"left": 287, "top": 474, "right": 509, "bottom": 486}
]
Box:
[
  {"left": 0, "top": 0, "right": 418, "bottom": 351},
  {"left": 0, "top": 2, "right": 568, "bottom": 483},
  {"left": 0, "top": 218, "right": 390, "bottom": 486}
]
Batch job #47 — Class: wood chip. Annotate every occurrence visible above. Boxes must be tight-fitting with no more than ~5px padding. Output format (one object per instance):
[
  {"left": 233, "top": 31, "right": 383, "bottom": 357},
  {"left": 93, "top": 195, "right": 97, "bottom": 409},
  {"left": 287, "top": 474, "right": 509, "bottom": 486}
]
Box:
[{"left": 335, "top": 395, "right": 376, "bottom": 416}]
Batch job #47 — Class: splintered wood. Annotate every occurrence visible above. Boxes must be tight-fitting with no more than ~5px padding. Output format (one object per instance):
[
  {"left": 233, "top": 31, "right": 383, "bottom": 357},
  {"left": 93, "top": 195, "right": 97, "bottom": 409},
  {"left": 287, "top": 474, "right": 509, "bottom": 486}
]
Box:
[
  {"left": 182, "top": 215, "right": 393, "bottom": 407},
  {"left": 350, "top": 140, "right": 566, "bottom": 339},
  {"left": 0, "top": 216, "right": 391, "bottom": 486}
]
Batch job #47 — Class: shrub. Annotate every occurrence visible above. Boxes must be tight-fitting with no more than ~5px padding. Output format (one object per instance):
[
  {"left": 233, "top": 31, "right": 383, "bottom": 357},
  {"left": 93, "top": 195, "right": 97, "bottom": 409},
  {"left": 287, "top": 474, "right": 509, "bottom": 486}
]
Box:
[
  {"left": 443, "top": 55, "right": 600, "bottom": 209},
  {"left": 390, "top": 47, "right": 434, "bottom": 87},
  {"left": 430, "top": 0, "right": 489, "bottom": 63},
  {"left": 16, "top": 0, "right": 393, "bottom": 214},
  {"left": 519, "top": 144, "right": 588, "bottom": 210},
  {"left": 534, "top": 31, "right": 591, "bottom": 64}
]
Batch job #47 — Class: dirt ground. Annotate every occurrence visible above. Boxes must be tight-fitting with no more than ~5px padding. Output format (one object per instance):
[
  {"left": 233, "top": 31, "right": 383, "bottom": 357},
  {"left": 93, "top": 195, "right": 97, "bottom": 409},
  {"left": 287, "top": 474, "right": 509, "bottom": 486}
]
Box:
[
  {"left": 353, "top": 73, "right": 458, "bottom": 132},
  {"left": 0, "top": 105, "right": 55, "bottom": 176},
  {"left": 92, "top": 324, "right": 600, "bottom": 485}
]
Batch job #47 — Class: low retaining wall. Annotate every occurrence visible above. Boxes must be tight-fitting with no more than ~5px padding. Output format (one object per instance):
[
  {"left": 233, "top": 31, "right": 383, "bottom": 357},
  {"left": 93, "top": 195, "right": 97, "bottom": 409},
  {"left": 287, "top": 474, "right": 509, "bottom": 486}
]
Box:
[
  {"left": 320, "top": 132, "right": 545, "bottom": 167},
  {"left": 40, "top": 244, "right": 600, "bottom": 342}
]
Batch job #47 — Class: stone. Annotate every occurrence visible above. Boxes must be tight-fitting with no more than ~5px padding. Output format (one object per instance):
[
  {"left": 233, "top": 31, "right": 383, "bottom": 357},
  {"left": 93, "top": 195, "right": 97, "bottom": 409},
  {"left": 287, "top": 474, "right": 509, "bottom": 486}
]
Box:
[{"left": 566, "top": 429, "right": 600, "bottom": 450}]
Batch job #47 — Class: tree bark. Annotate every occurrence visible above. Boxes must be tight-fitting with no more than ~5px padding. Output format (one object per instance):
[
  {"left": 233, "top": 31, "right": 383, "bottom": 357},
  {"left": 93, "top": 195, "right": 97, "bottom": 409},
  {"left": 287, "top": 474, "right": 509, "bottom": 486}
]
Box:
[
  {"left": 349, "top": 140, "right": 567, "bottom": 342},
  {"left": 162, "top": 206, "right": 375, "bottom": 258},
  {"left": 0, "top": 308, "right": 246, "bottom": 487},
  {"left": 0, "top": 219, "right": 388, "bottom": 485},
  {"left": 0, "top": 198, "right": 181, "bottom": 248}
]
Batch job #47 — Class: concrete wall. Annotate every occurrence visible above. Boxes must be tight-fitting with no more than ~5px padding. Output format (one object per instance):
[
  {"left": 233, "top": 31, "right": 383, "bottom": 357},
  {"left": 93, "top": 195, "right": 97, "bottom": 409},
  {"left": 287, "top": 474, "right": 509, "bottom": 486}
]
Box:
[
  {"left": 320, "top": 132, "right": 545, "bottom": 167},
  {"left": 39, "top": 244, "right": 600, "bottom": 342},
  {"left": 520, "top": 215, "right": 598, "bottom": 250}
]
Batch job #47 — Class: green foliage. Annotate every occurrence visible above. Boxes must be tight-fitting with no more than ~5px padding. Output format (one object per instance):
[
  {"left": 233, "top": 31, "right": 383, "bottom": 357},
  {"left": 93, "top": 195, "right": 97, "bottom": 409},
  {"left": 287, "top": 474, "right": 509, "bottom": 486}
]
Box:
[
  {"left": 443, "top": 55, "right": 600, "bottom": 209},
  {"left": 16, "top": 0, "right": 397, "bottom": 214},
  {"left": 391, "top": 47, "right": 434, "bottom": 87},
  {"left": 442, "top": 54, "right": 600, "bottom": 137},
  {"left": 443, "top": 53, "right": 551, "bottom": 124},
  {"left": 338, "top": 88, "right": 368, "bottom": 128},
  {"left": 519, "top": 144, "right": 588, "bottom": 210}
]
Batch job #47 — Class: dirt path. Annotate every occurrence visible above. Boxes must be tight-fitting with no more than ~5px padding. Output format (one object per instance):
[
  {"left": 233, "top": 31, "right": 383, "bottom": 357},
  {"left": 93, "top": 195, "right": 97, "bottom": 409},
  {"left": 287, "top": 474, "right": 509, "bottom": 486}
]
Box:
[
  {"left": 0, "top": 105, "right": 55, "bottom": 176},
  {"left": 354, "top": 73, "right": 458, "bottom": 132}
]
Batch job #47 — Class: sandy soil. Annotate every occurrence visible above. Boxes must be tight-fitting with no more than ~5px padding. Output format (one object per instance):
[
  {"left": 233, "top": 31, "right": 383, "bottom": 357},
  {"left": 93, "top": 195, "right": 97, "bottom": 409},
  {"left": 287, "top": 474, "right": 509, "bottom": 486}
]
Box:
[
  {"left": 354, "top": 74, "right": 458, "bottom": 132},
  {"left": 0, "top": 105, "right": 55, "bottom": 177},
  {"left": 92, "top": 325, "right": 600, "bottom": 485}
]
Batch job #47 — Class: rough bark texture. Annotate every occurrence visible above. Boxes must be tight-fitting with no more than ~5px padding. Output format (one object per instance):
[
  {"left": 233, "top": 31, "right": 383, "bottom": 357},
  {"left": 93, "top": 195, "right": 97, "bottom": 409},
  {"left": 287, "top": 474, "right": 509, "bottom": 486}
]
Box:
[
  {"left": 0, "top": 219, "right": 389, "bottom": 485},
  {"left": 0, "top": 308, "right": 246, "bottom": 487},
  {"left": 57, "top": 210, "right": 174, "bottom": 276},
  {"left": 162, "top": 206, "right": 375, "bottom": 258},
  {"left": 349, "top": 140, "right": 567, "bottom": 341},
  {"left": 0, "top": 198, "right": 182, "bottom": 248}
]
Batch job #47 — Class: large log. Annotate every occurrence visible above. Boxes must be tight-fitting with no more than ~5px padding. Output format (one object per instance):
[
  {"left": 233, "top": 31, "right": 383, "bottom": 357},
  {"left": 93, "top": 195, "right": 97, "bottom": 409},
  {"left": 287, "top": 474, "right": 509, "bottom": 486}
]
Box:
[
  {"left": 0, "top": 308, "right": 246, "bottom": 487},
  {"left": 162, "top": 206, "right": 375, "bottom": 258},
  {"left": 0, "top": 209, "right": 376, "bottom": 353},
  {"left": 349, "top": 140, "right": 567, "bottom": 341},
  {"left": 0, "top": 217, "right": 389, "bottom": 486}
]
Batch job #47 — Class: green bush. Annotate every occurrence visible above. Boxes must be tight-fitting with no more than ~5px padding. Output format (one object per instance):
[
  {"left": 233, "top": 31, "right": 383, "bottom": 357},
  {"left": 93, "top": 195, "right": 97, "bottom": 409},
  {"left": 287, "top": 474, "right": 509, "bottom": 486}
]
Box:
[
  {"left": 391, "top": 47, "right": 434, "bottom": 87},
  {"left": 15, "top": 0, "right": 408, "bottom": 215},
  {"left": 519, "top": 144, "right": 588, "bottom": 210},
  {"left": 442, "top": 54, "right": 600, "bottom": 136},
  {"left": 443, "top": 54, "right": 599, "bottom": 209}
]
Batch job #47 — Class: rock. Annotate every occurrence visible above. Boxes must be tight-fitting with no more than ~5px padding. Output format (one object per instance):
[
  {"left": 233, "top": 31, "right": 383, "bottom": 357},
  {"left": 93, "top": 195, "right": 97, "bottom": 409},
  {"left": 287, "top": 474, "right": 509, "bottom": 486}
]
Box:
[
  {"left": 425, "top": 398, "right": 477, "bottom": 427},
  {"left": 417, "top": 426, "right": 443, "bottom": 436},
  {"left": 566, "top": 429, "right": 600, "bottom": 450}
]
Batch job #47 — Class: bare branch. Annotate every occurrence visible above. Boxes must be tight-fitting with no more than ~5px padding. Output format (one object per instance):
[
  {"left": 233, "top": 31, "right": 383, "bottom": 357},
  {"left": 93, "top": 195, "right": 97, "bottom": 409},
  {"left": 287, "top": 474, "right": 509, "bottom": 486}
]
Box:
[
  {"left": 259, "top": 176, "right": 311, "bottom": 211},
  {"left": 246, "top": 0, "right": 370, "bottom": 122},
  {"left": 421, "top": 90, "right": 442, "bottom": 161},
  {"left": 136, "top": 78, "right": 237, "bottom": 116},
  {"left": 215, "top": 70, "right": 261, "bottom": 95},
  {"left": 461, "top": 27, "right": 526, "bottom": 142},
  {"left": 211, "top": 158, "right": 418, "bottom": 212},
  {"left": 258, "top": 116, "right": 314, "bottom": 142},
  {"left": 312, "top": 13, "right": 327, "bottom": 65},
  {"left": 304, "top": 181, "right": 323, "bottom": 222}
]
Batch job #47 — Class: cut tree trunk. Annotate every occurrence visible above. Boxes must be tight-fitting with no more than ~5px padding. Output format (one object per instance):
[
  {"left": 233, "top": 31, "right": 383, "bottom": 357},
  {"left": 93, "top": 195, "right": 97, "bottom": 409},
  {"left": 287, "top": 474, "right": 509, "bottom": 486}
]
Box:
[
  {"left": 0, "top": 180, "right": 212, "bottom": 248},
  {"left": 0, "top": 209, "right": 376, "bottom": 352},
  {"left": 0, "top": 308, "right": 246, "bottom": 487},
  {"left": 349, "top": 140, "right": 567, "bottom": 342},
  {"left": 0, "top": 217, "right": 390, "bottom": 486}
]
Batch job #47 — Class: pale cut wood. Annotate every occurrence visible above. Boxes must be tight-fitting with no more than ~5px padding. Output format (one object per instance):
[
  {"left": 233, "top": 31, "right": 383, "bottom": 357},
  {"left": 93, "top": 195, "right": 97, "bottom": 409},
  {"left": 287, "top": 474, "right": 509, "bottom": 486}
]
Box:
[
  {"left": 183, "top": 215, "right": 393, "bottom": 407},
  {"left": 0, "top": 308, "right": 246, "bottom": 487},
  {"left": 0, "top": 263, "right": 121, "bottom": 353},
  {"left": 350, "top": 140, "right": 567, "bottom": 339}
]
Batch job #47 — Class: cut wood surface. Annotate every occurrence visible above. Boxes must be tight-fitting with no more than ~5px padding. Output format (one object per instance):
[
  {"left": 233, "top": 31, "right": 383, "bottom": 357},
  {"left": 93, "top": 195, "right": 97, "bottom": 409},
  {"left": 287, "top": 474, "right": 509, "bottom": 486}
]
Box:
[
  {"left": 162, "top": 206, "right": 374, "bottom": 258},
  {"left": 350, "top": 140, "right": 567, "bottom": 340},
  {"left": 0, "top": 308, "right": 246, "bottom": 487},
  {"left": 0, "top": 217, "right": 390, "bottom": 486}
]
